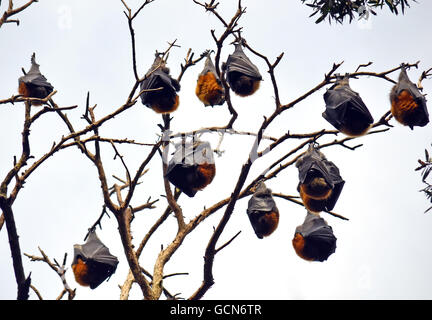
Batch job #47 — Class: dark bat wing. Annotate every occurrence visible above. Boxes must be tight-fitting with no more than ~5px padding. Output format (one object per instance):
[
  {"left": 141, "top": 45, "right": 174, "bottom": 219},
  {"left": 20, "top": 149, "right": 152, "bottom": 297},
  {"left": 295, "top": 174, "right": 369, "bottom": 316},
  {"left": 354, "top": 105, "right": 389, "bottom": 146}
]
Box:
[
  {"left": 200, "top": 54, "right": 219, "bottom": 79},
  {"left": 247, "top": 182, "right": 277, "bottom": 213},
  {"left": 140, "top": 69, "right": 180, "bottom": 106},
  {"left": 296, "top": 145, "right": 345, "bottom": 211},
  {"left": 73, "top": 231, "right": 119, "bottom": 267},
  {"left": 295, "top": 212, "right": 337, "bottom": 261},
  {"left": 322, "top": 86, "right": 373, "bottom": 130},
  {"left": 392, "top": 68, "right": 429, "bottom": 127},
  {"left": 225, "top": 44, "right": 262, "bottom": 80},
  {"left": 165, "top": 141, "right": 214, "bottom": 197},
  {"left": 19, "top": 74, "right": 54, "bottom": 90}
]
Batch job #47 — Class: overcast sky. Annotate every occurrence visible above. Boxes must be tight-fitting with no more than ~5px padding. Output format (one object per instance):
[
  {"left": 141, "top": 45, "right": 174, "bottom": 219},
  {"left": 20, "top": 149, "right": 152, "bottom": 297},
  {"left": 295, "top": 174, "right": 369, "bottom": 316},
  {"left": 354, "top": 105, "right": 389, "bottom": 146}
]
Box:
[{"left": 1, "top": 0, "right": 432, "bottom": 300}]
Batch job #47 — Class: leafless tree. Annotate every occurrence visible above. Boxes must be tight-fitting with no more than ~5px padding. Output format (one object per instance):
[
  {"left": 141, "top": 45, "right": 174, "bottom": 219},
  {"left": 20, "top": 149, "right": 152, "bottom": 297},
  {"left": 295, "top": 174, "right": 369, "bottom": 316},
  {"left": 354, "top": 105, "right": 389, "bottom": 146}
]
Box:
[{"left": 0, "top": 0, "right": 429, "bottom": 300}]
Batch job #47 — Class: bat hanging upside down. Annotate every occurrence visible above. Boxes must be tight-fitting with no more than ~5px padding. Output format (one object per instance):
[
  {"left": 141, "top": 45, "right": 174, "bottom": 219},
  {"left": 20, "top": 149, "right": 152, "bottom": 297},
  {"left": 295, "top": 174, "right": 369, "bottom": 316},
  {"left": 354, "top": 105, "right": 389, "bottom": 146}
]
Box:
[
  {"left": 165, "top": 140, "right": 216, "bottom": 197},
  {"left": 72, "top": 230, "right": 119, "bottom": 289},
  {"left": 223, "top": 42, "right": 262, "bottom": 97},
  {"left": 140, "top": 52, "right": 180, "bottom": 114},
  {"left": 390, "top": 66, "right": 429, "bottom": 130},
  {"left": 322, "top": 74, "right": 374, "bottom": 137},
  {"left": 296, "top": 144, "right": 345, "bottom": 214},
  {"left": 18, "top": 53, "right": 54, "bottom": 105},
  {"left": 292, "top": 211, "right": 337, "bottom": 262},
  {"left": 195, "top": 51, "right": 225, "bottom": 107},
  {"left": 246, "top": 182, "right": 279, "bottom": 239}
]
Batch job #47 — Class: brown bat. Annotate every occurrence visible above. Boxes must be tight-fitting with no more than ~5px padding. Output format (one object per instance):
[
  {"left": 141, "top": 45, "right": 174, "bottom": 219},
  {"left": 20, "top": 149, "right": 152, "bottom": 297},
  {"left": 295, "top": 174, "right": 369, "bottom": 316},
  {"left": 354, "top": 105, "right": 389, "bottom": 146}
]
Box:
[
  {"left": 223, "top": 42, "right": 262, "bottom": 97},
  {"left": 72, "top": 230, "right": 119, "bottom": 289},
  {"left": 322, "top": 74, "right": 374, "bottom": 136},
  {"left": 296, "top": 144, "right": 345, "bottom": 214},
  {"left": 292, "top": 211, "right": 337, "bottom": 262},
  {"left": 196, "top": 51, "right": 225, "bottom": 107},
  {"left": 390, "top": 66, "right": 429, "bottom": 129},
  {"left": 165, "top": 140, "right": 216, "bottom": 197},
  {"left": 140, "top": 53, "right": 180, "bottom": 114},
  {"left": 246, "top": 182, "right": 279, "bottom": 239},
  {"left": 18, "top": 53, "right": 54, "bottom": 105}
]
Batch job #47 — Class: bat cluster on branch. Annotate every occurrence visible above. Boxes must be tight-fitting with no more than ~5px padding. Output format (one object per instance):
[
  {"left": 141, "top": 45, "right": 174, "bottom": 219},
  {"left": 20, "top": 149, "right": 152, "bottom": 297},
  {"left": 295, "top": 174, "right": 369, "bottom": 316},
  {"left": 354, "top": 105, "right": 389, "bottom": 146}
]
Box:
[{"left": 0, "top": 0, "right": 430, "bottom": 301}]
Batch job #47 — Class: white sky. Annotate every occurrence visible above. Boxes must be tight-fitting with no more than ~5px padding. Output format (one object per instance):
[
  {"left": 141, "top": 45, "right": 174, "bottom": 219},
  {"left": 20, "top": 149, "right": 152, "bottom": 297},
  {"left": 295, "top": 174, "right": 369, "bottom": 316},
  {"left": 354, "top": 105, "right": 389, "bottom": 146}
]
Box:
[{"left": 0, "top": 0, "right": 432, "bottom": 300}]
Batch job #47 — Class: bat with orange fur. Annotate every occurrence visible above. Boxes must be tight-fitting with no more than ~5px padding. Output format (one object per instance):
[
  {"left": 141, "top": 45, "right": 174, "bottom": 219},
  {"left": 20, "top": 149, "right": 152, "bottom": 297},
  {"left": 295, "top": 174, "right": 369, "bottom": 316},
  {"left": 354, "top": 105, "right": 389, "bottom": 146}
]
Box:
[
  {"left": 246, "top": 182, "right": 279, "bottom": 239},
  {"left": 292, "top": 211, "right": 337, "bottom": 262},
  {"left": 140, "top": 53, "right": 180, "bottom": 114},
  {"left": 223, "top": 42, "right": 262, "bottom": 97},
  {"left": 296, "top": 144, "right": 344, "bottom": 214},
  {"left": 72, "top": 230, "right": 118, "bottom": 289},
  {"left": 165, "top": 140, "right": 216, "bottom": 197},
  {"left": 18, "top": 53, "right": 54, "bottom": 105},
  {"left": 390, "top": 66, "right": 429, "bottom": 129},
  {"left": 322, "top": 74, "right": 374, "bottom": 136},
  {"left": 196, "top": 52, "right": 225, "bottom": 107}
]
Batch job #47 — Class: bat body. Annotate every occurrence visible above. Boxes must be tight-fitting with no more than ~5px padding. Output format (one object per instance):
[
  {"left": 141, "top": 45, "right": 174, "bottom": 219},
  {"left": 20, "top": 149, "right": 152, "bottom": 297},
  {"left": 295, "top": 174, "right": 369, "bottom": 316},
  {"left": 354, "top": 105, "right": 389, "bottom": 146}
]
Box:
[
  {"left": 72, "top": 230, "right": 119, "bottom": 289},
  {"left": 18, "top": 53, "right": 54, "bottom": 105},
  {"left": 390, "top": 67, "right": 429, "bottom": 129},
  {"left": 224, "top": 43, "right": 262, "bottom": 97},
  {"left": 196, "top": 53, "right": 225, "bottom": 106},
  {"left": 292, "top": 212, "right": 337, "bottom": 262},
  {"left": 246, "top": 182, "right": 279, "bottom": 239},
  {"left": 296, "top": 144, "right": 344, "bottom": 213},
  {"left": 165, "top": 140, "right": 216, "bottom": 197},
  {"left": 140, "top": 54, "right": 180, "bottom": 114},
  {"left": 322, "top": 75, "right": 374, "bottom": 136}
]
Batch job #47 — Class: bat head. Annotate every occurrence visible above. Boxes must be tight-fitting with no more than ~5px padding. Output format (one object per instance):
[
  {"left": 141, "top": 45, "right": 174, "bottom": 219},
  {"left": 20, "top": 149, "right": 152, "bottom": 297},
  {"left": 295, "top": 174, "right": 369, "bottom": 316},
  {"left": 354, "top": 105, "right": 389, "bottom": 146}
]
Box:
[{"left": 72, "top": 230, "right": 119, "bottom": 289}]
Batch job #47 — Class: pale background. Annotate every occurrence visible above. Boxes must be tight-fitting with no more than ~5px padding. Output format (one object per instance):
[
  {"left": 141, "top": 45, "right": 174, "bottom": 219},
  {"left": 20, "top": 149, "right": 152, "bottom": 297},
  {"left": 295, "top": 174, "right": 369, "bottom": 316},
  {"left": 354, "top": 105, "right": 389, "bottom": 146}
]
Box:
[{"left": 0, "top": 0, "right": 431, "bottom": 300}]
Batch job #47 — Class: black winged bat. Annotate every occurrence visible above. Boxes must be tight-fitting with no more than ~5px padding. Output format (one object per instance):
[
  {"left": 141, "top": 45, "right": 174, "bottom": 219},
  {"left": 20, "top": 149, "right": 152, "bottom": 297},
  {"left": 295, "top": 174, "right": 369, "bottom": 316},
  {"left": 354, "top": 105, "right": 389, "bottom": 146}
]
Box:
[
  {"left": 292, "top": 211, "right": 337, "bottom": 262},
  {"left": 390, "top": 66, "right": 429, "bottom": 130},
  {"left": 18, "top": 53, "right": 54, "bottom": 105},
  {"left": 296, "top": 144, "right": 345, "bottom": 213},
  {"left": 196, "top": 51, "right": 225, "bottom": 107},
  {"left": 322, "top": 74, "right": 374, "bottom": 136},
  {"left": 223, "top": 42, "right": 262, "bottom": 97},
  {"left": 72, "top": 230, "right": 119, "bottom": 289},
  {"left": 165, "top": 140, "right": 216, "bottom": 198},
  {"left": 246, "top": 182, "right": 279, "bottom": 239},
  {"left": 140, "top": 52, "right": 180, "bottom": 114}
]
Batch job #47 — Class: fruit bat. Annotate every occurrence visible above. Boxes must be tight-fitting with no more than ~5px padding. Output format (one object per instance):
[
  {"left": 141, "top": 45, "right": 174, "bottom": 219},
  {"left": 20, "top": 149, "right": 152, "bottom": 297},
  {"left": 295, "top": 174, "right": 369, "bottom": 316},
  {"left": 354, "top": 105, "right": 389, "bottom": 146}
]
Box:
[
  {"left": 18, "top": 53, "right": 54, "bottom": 105},
  {"left": 72, "top": 230, "right": 119, "bottom": 289},
  {"left": 165, "top": 140, "right": 216, "bottom": 197},
  {"left": 322, "top": 74, "right": 374, "bottom": 136},
  {"left": 140, "top": 53, "right": 180, "bottom": 114},
  {"left": 296, "top": 144, "right": 344, "bottom": 213},
  {"left": 246, "top": 182, "right": 279, "bottom": 239},
  {"left": 196, "top": 52, "right": 225, "bottom": 107},
  {"left": 223, "top": 42, "right": 262, "bottom": 97},
  {"left": 390, "top": 66, "right": 429, "bottom": 129},
  {"left": 292, "top": 211, "right": 337, "bottom": 262}
]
